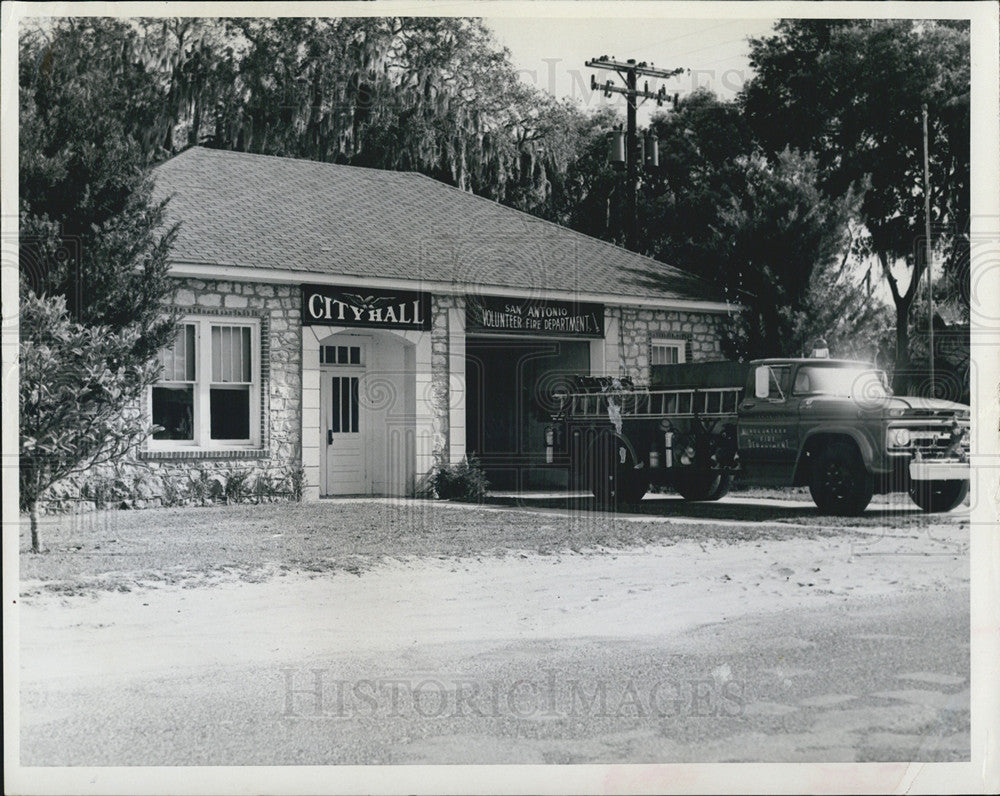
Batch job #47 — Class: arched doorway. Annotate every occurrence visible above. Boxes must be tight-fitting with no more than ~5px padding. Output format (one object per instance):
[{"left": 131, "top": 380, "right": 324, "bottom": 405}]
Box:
[{"left": 316, "top": 330, "right": 417, "bottom": 496}]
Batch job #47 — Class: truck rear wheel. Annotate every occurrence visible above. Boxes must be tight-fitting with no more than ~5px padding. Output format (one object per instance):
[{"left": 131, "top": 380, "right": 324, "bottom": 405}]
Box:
[
  {"left": 587, "top": 434, "right": 649, "bottom": 507},
  {"left": 908, "top": 479, "right": 969, "bottom": 513},
  {"left": 809, "top": 441, "right": 873, "bottom": 516},
  {"left": 673, "top": 471, "right": 732, "bottom": 501}
]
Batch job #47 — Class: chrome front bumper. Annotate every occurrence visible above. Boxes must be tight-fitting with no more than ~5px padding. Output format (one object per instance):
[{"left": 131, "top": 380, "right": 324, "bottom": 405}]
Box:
[{"left": 909, "top": 460, "right": 970, "bottom": 481}]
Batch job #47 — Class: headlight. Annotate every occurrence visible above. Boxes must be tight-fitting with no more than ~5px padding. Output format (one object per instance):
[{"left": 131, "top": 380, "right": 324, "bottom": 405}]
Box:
[{"left": 889, "top": 428, "right": 911, "bottom": 447}]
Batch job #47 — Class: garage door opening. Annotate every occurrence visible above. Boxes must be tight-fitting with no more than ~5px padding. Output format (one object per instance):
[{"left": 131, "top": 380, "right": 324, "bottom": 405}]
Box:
[{"left": 465, "top": 337, "right": 591, "bottom": 490}]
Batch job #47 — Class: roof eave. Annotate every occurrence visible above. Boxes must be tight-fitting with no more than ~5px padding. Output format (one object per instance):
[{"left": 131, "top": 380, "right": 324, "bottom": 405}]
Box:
[{"left": 166, "top": 260, "right": 735, "bottom": 314}]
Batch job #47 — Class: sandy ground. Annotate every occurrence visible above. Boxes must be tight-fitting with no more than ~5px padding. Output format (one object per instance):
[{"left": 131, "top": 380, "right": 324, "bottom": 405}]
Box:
[{"left": 20, "top": 518, "right": 967, "bottom": 690}]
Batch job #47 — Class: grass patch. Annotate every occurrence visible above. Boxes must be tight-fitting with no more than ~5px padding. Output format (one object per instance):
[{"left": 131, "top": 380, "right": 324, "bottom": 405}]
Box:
[{"left": 16, "top": 499, "right": 894, "bottom": 596}]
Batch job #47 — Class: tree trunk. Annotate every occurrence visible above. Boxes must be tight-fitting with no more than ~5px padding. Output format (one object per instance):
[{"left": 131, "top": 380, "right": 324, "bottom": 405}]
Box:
[
  {"left": 878, "top": 247, "right": 916, "bottom": 393},
  {"left": 895, "top": 297, "right": 911, "bottom": 374},
  {"left": 29, "top": 500, "right": 40, "bottom": 553}
]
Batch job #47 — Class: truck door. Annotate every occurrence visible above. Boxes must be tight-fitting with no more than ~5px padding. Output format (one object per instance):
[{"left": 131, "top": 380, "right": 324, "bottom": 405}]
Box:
[{"left": 736, "top": 364, "right": 799, "bottom": 483}]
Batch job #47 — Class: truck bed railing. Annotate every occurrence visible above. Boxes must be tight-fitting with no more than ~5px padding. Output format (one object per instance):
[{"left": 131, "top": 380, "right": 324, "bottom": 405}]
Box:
[{"left": 563, "top": 386, "right": 743, "bottom": 420}]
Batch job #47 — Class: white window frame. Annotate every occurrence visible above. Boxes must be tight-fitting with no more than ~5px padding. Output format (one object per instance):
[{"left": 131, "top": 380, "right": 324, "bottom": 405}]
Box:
[
  {"left": 650, "top": 337, "right": 687, "bottom": 366},
  {"left": 148, "top": 315, "right": 261, "bottom": 450}
]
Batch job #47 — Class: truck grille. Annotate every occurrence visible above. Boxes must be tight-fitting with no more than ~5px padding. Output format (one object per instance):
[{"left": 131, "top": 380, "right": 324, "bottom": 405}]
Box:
[{"left": 887, "top": 420, "right": 970, "bottom": 460}]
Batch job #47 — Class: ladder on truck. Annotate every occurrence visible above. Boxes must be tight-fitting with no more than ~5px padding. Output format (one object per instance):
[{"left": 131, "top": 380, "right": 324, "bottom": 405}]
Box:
[{"left": 561, "top": 386, "right": 743, "bottom": 420}]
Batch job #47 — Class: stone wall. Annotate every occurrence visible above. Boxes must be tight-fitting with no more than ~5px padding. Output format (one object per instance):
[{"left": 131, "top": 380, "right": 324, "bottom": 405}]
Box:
[
  {"left": 429, "top": 293, "right": 459, "bottom": 464},
  {"left": 46, "top": 277, "right": 303, "bottom": 511},
  {"left": 618, "top": 307, "right": 726, "bottom": 384}
]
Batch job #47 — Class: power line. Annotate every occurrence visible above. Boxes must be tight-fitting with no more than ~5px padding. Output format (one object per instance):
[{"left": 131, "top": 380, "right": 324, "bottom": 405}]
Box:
[{"left": 586, "top": 56, "right": 684, "bottom": 251}]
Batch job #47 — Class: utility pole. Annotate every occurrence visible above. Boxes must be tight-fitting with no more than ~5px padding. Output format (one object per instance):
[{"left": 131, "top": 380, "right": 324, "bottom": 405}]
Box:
[
  {"left": 922, "top": 103, "right": 935, "bottom": 396},
  {"left": 587, "top": 57, "right": 684, "bottom": 250}
]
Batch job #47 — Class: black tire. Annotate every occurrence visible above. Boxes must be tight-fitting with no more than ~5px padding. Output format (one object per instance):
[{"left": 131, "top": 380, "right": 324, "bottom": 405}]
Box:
[
  {"left": 808, "top": 440, "right": 874, "bottom": 516},
  {"left": 673, "top": 470, "right": 733, "bottom": 501},
  {"left": 587, "top": 434, "right": 649, "bottom": 507},
  {"left": 617, "top": 467, "right": 650, "bottom": 505},
  {"left": 908, "top": 479, "right": 969, "bottom": 513}
]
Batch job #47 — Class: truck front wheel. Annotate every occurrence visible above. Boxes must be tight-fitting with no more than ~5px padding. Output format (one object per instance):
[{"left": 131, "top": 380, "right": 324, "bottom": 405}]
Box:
[
  {"left": 673, "top": 471, "right": 732, "bottom": 501},
  {"left": 908, "top": 480, "right": 969, "bottom": 513},
  {"left": 808, "top": 441, "right": 874, "bottom": 516}
]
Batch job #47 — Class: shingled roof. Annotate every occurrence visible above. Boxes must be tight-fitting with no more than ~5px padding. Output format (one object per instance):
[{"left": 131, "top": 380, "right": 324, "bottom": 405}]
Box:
[{"left": 151, "top": 147, "right": 723, "bottom": 304}]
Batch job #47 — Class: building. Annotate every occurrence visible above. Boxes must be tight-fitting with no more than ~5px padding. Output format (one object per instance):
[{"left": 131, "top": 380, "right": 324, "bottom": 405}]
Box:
[{"left": 141, "top": 147, "right": 732, "bottom": 499}]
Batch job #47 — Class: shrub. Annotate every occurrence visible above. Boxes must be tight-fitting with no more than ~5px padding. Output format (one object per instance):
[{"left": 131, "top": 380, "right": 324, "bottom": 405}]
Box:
[
  {"left": 284, "top": 463, "right": 307, "bottom": 502},
  {"left": 161, "top": 477, "right": 186, "bottom": 507},
  {"left": 81, "top": 473, "right": 129, "bottom": 510},
  {"left": 224, "top": 470, "right": 251, "bottom": 504},
  {"left": 252, "top": 471, "right": 275, "bottom": 503},
  {"left": 432, "top": 455, "right": 490, "bottom": 502},
  {"left": 189, "top": 471, "right": 215, "bottom": 506}
]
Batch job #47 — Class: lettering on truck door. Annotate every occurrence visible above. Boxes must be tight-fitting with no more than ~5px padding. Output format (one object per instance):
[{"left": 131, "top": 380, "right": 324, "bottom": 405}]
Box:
[{"left": 737, "top": 364, "right": 799, "bottom": 481}]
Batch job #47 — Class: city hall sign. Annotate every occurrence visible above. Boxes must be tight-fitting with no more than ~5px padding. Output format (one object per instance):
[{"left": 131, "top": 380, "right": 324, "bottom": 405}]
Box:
[
  {"left": 466, "top": 296, "right": 604, "bottom": 338},
  {"left": 302, "top": 284, "right": 431, "bottom": 330}
]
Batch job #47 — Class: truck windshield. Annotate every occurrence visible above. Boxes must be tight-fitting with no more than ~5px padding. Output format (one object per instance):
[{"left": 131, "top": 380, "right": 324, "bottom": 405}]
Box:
[{"left": 795, "top": 366, "right": 890, "bottom": 398}]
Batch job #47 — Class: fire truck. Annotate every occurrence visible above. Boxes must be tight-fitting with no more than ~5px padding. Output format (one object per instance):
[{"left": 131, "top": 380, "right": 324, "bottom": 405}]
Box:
[{"left": 544, "top": 356, "right": 971, "bottom": 515}]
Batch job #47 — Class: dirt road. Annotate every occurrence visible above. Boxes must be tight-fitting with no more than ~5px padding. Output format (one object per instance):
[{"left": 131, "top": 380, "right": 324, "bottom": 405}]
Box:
[{"left": 18, "top": 512, "right": 968, "bottom": 764}]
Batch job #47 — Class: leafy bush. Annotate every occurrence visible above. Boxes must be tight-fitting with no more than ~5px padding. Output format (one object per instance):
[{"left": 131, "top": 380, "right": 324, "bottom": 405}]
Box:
[
  {"left": 81, "top": 473, "right": 130, "bottom": 509},
  {"left": 188, "top": 471, "right": 215, "bottom": 506},
  {"left": 161, "top": 477, "right": 186, "bottom": 507},
  {"left": 252, "top": 471, "right": 275, "bottom": 503},
  {"left": 432, "top": 455, "right": 490, "bottom": 502},
  {"left": 224, "top": 470, "right": 251, "bottom": 504},
  {"left": 284, "top": 463, "right": 307, "bottom": 502}
]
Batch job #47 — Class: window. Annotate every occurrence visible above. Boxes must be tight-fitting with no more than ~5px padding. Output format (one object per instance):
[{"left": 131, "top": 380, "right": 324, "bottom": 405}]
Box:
[
  {"left": 331, "top": 376, "right": 360, "bottom": 433},
  {"left": 763, "top": 365, "right": 791, "bottom": 399},
  {"left": 320, "top": 344, "right": 362, "bottom": 365},
  {"left": 151, "top": 317, "right": 260, "bottom": 448},
  {"left": 650, "top": 338, "right": 686, "bottom": 366},
  {"left": 152, "top": 324, "right": 196, "bottom": 441}
]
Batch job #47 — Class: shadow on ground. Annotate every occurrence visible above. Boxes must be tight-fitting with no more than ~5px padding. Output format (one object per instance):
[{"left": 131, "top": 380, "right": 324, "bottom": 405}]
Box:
[{"left": 482, "top": 493, "right": 958, "bottom": 528}]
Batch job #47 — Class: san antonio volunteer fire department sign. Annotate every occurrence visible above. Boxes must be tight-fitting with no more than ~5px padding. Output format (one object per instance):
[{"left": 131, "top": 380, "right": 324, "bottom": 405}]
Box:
[
  {"left": 466, "top": 296, "right": 604, "bottom": 338},
  {"left": 302, "top": 285, "right": 431, "bottom": 330}
]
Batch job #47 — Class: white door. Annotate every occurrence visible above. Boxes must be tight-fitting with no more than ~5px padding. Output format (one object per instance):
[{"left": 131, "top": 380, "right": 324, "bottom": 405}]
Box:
[{"left": 320, "top": 340, "right": 368, "bottom": 495}]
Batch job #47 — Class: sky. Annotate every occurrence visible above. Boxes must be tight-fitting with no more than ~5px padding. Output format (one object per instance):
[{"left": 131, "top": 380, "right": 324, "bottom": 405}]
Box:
[{"left": 483, "top": 17, "right": 779, "bottom": 123}]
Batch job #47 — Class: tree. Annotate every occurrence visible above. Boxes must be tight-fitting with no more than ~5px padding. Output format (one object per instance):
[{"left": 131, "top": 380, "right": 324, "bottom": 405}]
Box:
[
  {"left": 548, "top": 106, "right": 625, "bottom": 241},
  {"left": 741, "top": 19, "right": 970, "bottom": 373},
  {"left": 19, "top": 20, "right": 180, "bottom": 547},
  {"left": 20, "top": 19, "right": 179, "bottom": 362},
  {"left": 646, "top": 88, "right": 755, "bottom": 267},
  {"left": 784, "top": 226, "right": 896, "bottom": 366},
  {"left": 19, "top": 295, "right": 161, "bottom": 552},
  {"left": 635, "top": 90, "right": 868, "bottom": 359},
  {"left": 705, "top": 149, "right": 864, "bottom": 359}
]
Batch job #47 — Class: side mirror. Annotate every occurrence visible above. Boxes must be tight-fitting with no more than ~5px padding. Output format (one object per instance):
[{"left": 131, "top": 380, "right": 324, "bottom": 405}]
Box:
[{"left": 754, "top": 366, "right": 770, "bottom": 399}]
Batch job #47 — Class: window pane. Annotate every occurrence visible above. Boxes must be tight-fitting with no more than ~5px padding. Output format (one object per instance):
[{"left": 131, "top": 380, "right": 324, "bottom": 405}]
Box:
[
  {"left": 331, "top": 377, "right": 341, "bottom": 432},
  {"left": 652, "top": 344, "right": 679, "bottom": 366},
  {"left": 212, "top": 326, "right": 222, "bottom": 382},
  {"left": 184, "top": 325, "right": 196, "bottom": 380},
  {"left": 338, "top": 345, "right": 348, "bottom": 364},
  {"left": 241, "top": 327, "right": 251, "bottom": 381},
  {"left": 152, "top": 386, "right": 194, "bottom": 440},
  {"left": 349, "top": 346, "right": 360, "bottom": 364},
  {"left": 212, "top": 324, "right": 252, "bottom": 383},
  {"left": 210, "top": 386, "right": 250, "bottom": 439},
  {"left": 340, "top": 375, "right": 350, "bottom": 433},
  {"left": 350, "top": 377, "right": 359, "bottom": 433},
  {"left": 158, "top": 324, "right": 195, "bottom": 381}
]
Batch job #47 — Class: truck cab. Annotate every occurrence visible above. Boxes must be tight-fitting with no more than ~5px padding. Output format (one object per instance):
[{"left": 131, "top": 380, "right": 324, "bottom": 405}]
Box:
[{"left": 740, "top": 358, "right": 970, "bottom": 514}]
